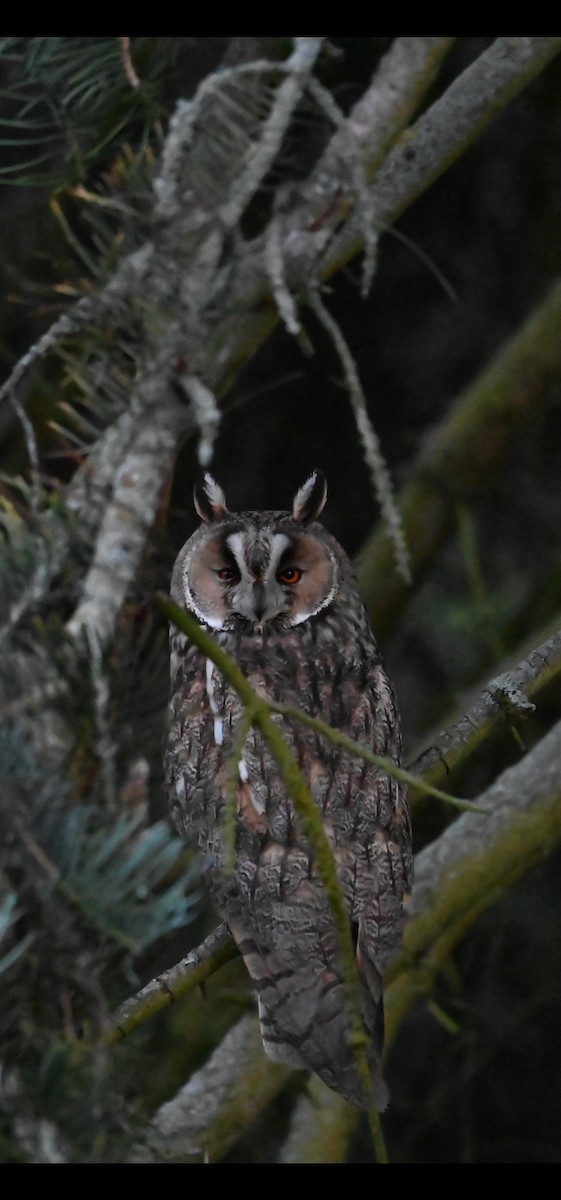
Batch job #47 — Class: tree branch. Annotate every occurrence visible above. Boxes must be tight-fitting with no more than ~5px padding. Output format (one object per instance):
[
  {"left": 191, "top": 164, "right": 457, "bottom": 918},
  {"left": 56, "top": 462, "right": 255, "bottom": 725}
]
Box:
[
  {"left": 409, "top": 625, "right": 561, "bottom": 795},
  {"left": 107, "top": 922, "right": 236, "bottom": 1045},
  {"left": 131, "top": 1014, "right": 292, "bottom": 1163},
  {"left": 357, "top": 278, "right": 561, "bottom": 638},
  {"left": 66, "top": 392, "right": 191, "bottom": 649},
  {"left": 385, "top": 715, "right": 561, "bottom": 1042},
  {"left": 277, "top": 1076, "right": 359, "bottom": 1163},
  {"left": 324, "top": 37, "right": 561, "bottom": 278}
]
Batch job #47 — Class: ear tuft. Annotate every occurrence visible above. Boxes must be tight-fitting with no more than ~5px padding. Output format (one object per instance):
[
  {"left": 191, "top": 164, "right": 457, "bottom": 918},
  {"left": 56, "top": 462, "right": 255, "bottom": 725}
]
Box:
[
  {"left": 193, "top": 473, "right": 230, "bottom": 524},
  {"left": 292, "top": 470, "right": 327, "bottom": 524}
]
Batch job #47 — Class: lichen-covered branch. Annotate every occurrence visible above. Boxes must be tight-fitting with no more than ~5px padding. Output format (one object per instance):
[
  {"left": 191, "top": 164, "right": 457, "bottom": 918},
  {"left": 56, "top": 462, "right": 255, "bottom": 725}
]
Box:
[
  {"left": 410, "top": 626, "right": 561, "bottom": 795},
  {"left": 307, "top": 286, "right": 410, "bottom": 583},
  {"left": 66, "top": 392, "right": 192, "bottom": 649},
  {"left": 0, "top": 244, "right": 153, "bottom": 418},
  {"left": 324, "top": 37, "right": 561, "bottom": 278},
  {"left": 9, "top": 38, "right": 556, "bottom": 660}
]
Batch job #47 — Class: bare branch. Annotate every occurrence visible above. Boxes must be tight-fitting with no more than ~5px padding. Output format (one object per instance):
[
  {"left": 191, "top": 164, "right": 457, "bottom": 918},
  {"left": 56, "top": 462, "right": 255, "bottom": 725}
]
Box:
[
  {"left": 218, "top": 37, "right": 324, "bottom": 230},
  {"left": 179, "top": 374, "right": 221, "bottom": 467},
  {"left": 198, "top": 38, "right": 561, "bottom": 402},
  {"left": 410, "top": 626, "right": 561, "bottom": 794},
  {"left": 85, "top": 626, "right": 117, "bottom": 812},
  {"left": 9, "top": 391, "right": 41, "bottom": 512},
  {"left": 119, "top": 36, "right": 140, "bottom": 90},
  {"left": 265, "top": 213, "right": 302, "bottom": 336}
]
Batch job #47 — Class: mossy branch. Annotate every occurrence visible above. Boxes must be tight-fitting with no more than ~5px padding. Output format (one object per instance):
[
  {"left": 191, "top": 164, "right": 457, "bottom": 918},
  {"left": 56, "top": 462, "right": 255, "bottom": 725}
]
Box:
[
  {"left": 357, "top": 278, "right": 561, "bottom": 638},
  {"left": 384, "top": 715, "right": 561, "bottom": 1044},
  {"left": 269, "top": 700, "right": 484, "bottom": 814},
  {"left": 134, "top": 1014, "right": 294, "bottom": 1163},
  {"left": 277, "top": 1075, "right": 360, "bottom": 1163},
  {"left": 107, "top": 922, "right": 237, "bottom": 1045}
]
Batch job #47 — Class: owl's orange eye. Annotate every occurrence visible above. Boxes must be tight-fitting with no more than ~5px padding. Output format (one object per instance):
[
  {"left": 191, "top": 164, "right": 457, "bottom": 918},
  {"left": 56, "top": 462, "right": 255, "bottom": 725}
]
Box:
[
  {"left": 277, "top": 566, "right": 302, "bottom": 585},
  {"left": 217, "top": 566, "right": 239, "bottom": 582}
]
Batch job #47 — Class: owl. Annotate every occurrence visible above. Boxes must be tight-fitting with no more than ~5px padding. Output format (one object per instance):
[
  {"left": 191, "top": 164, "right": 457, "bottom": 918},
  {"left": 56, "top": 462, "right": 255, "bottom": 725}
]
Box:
[{"left": 165, "top": 470, "right": 412, "bottom": 1109}]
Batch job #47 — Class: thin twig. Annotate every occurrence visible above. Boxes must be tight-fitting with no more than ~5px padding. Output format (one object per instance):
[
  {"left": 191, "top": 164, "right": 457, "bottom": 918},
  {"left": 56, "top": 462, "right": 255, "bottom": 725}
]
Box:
[
  {"left": 180, "top": 374, "right": 221, "bottom": 467},
  {"left": 0, "top": 244, "right": 153, "bottom": 430},
  {"left": 219, "top": 37, "right": 324, "bottom": 230},
  {"left": 86, "top": 626, "right": 117, "bottom": 812},
  {"left": 107, "top": 923, "right": 237, "bottom": 1044},
  {"left": 9, "top": 390, "right": 42, "bottom": 513},
  {"left": 409, "top": 625, "right": 561, "bottom": 794},
  {"left": 307, "top": 286, "right": 411, "bottom": 584},
  {"left": 265, "top": 212, "right": 301, "bottom": 336},
  {"left": 119, "top": 37, "right": 140, "bottom": 90}
]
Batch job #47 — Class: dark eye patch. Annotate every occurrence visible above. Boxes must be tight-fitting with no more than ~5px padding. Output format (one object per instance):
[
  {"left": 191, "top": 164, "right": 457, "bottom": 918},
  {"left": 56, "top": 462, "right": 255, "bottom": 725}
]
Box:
[
  {"left": 277, "top": 539, "right": 297, "bottom": 568},
  {"left": 214, "top": 540, "right": 240, "bottom": 582}
]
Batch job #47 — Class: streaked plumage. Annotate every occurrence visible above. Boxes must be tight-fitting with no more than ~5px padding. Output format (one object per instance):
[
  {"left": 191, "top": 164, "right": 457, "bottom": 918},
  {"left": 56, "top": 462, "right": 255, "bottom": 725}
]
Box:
[{"left": 165, "top": 470, "right": 412, "bottom": 1107}]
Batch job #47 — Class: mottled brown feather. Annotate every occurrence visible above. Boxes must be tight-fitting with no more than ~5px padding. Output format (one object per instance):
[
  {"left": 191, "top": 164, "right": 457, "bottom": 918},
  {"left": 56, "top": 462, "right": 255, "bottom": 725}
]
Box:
[{"left": 165, "top": 474, "right": 412, "bottom": 1108}]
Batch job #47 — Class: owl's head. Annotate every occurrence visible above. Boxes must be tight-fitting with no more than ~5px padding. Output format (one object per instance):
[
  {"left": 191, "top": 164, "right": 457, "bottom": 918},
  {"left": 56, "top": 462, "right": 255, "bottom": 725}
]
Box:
[{"left": 172, "top": 470, "right": 340, "bottom": 632}]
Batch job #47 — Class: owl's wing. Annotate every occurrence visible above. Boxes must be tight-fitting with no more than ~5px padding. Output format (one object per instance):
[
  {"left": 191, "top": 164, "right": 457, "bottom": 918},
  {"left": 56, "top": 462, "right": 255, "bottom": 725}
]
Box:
[
  {"left": 228, "top": 904, "right": 388, "bottom": 1109},
  {"left": 218, "top": 835, "right": 391, "bottom": 1110},
  {"left": 167, "top": 636, "right": 410, "bottom": 1110}
]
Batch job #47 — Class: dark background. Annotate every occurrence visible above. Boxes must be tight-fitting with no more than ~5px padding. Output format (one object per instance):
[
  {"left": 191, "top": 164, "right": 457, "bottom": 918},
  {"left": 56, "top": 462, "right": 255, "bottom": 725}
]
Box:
[{"left": 1, "top": 37, "right": 561, "bottom": 1163}]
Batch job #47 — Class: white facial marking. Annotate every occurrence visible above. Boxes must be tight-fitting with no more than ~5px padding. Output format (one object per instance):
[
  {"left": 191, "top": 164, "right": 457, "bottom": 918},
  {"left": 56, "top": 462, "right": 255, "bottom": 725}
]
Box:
[
  {"left": 249, "top": 788, "right": 266, "bottom": 815},
  {"left": 238, "top": 758, "right": 249, "bottom": 783},
  {"left": 206, "top": 658, "right": 224, "bottom": 745},
  {"left": 288, "top": 580, "right": 338, "bottom": 625},
  {"left": 184, "top": 568, "right": 224, "bottom": 629},
  {"left": 225, "top": 531, "right": 246, "bottom": 563},
  {"left": 270, "top": 532, "right": 291, "bottom": 561}
]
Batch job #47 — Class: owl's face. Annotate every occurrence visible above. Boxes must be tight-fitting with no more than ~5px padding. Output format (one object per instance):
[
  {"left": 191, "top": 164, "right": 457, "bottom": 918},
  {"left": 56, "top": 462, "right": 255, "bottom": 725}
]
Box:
[{"left": 173, "top": 470, "right": 339, "bottom": 632}]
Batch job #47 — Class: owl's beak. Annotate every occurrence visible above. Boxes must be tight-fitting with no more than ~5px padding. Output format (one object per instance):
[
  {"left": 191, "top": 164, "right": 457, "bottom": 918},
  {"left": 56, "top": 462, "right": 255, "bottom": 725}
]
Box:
[{"left": 252, "top": 579, "right": 266, "bottom": 621}]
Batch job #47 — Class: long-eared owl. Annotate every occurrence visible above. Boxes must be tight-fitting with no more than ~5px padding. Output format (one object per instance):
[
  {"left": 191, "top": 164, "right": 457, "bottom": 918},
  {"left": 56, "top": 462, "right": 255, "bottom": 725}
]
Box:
[{"left": 165, "top": 470, "right": 412, "bottom": 1108}]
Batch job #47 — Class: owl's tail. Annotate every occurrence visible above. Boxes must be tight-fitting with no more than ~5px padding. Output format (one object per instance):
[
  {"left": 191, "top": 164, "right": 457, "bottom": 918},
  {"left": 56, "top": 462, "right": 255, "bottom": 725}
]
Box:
[{"left": 231, "top": 920, "right": 389, "bottom": 1110}]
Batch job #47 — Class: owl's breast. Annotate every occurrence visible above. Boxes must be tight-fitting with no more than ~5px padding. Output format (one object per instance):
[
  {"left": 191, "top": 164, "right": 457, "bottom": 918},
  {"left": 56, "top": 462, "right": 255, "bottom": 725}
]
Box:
[{"left": 167, "top": 630, "right": 409, "bottom": 886}]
